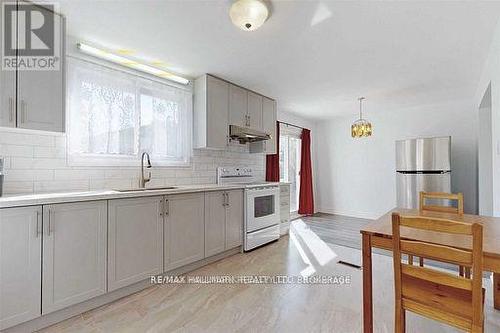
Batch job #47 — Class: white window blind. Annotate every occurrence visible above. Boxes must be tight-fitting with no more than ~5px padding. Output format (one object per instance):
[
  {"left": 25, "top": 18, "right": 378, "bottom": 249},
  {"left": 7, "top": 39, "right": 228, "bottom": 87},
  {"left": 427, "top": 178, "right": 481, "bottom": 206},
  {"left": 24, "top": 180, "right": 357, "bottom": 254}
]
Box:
[{"left": 67, "top": 58, "right": 192, "bottom": 166}]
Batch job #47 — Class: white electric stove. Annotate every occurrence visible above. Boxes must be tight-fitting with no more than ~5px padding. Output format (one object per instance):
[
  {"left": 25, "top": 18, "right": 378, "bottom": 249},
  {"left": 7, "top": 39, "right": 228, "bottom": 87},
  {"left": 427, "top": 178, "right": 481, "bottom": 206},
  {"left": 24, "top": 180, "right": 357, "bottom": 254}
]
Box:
[{"left": 217, "top": 167, "right": 280, "bottom": 251}]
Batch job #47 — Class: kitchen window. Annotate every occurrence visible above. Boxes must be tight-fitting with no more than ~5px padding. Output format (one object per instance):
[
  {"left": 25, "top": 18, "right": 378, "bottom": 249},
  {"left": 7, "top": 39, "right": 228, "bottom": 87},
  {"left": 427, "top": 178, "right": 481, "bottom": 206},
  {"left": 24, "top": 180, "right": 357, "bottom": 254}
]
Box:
[
  {"left": 67, "top": 58, "right": 192, "bottom": 166},
  {"left": 279, "top": 125, "right": 301, "bottom": 213}
]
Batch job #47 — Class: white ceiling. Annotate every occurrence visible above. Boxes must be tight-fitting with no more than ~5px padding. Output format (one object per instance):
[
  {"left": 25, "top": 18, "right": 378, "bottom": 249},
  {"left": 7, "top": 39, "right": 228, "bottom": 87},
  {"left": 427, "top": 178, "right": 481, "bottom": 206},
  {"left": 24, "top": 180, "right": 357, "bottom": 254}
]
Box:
[{"left": 57, "top": 0, "right": 500, "bottom": 120}]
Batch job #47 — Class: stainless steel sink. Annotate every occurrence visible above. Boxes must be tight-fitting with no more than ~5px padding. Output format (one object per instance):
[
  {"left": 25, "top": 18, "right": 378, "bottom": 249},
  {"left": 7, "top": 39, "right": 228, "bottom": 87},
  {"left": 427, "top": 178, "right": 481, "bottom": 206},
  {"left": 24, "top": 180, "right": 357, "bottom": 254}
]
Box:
[{"left": 114, "top": 186, "right": 177, "bottom": 192}]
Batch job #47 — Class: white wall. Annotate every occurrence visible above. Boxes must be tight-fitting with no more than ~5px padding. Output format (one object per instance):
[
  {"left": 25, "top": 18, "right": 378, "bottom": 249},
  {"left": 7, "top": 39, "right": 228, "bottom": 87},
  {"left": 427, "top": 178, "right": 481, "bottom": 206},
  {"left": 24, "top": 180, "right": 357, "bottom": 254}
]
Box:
[
  {"left": 314, "top": 100, "right": 478, "bottom": 219},
  {"left": 475, "top": 18, "right": 500, "bottom": 217}
]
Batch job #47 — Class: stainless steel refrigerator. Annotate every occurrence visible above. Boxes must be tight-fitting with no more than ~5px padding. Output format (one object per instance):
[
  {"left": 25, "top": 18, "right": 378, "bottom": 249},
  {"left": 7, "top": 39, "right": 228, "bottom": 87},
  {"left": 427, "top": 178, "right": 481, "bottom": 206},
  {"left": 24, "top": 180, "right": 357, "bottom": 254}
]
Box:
[{"left": 396, "top": 136, "right": 451, "bottom": 209}]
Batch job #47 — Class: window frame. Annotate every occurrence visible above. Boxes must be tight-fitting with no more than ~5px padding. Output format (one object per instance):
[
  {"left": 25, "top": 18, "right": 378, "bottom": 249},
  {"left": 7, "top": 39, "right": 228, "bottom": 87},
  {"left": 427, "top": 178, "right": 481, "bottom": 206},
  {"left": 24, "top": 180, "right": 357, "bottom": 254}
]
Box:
[
  {"left": 279, "top": 125, "right": 302, "bottom": 213},
  {"left": 66, "top": 57, "right": 193, "bottom": 167}
]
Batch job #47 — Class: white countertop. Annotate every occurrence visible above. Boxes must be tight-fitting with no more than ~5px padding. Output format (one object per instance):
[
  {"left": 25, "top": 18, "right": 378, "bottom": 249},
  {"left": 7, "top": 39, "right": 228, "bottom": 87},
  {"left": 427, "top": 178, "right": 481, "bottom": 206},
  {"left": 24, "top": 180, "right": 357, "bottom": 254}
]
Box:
[{"left": 0, "top": 183, "right": 249, "bottom": 209}]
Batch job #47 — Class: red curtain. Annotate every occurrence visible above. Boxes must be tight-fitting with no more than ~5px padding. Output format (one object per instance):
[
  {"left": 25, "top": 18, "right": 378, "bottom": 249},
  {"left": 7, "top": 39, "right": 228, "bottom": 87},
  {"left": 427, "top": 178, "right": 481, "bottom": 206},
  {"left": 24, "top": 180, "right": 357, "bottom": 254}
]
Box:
[
  {"left": 298, "top": 128, "right": 314, "bottom": 215},
  {"left": 265, "top": 121, "right": 280, "bottom": 181}
]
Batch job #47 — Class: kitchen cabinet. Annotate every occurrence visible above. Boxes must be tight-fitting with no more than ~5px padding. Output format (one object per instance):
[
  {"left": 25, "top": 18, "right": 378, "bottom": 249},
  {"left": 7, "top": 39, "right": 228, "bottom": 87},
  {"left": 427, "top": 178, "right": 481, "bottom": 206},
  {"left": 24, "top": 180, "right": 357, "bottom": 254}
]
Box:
[
  {"left": 205, "top": 191, "right": 227, "bottom": 257},
  {"left": 0, "top": 0, "right": 15, "bottom": 128},
  {"left": 229, "top": 84, "right": 248, "bottom": 127},
  {"left": 204, "top": 190, "right": 243, "bottom": 257},
  {"left": 280, "top": 183, "right": 291, "bottom": 230},
  {"left": 262, "top": 97, "right": 277, "bottom": 154},
  {"left": 0, "top": 206, "right": 41, "bottom": 330},
  {"left": 108, "top": 197, "right": 163, "bottom": 291},
  {"left": 247, "top": 91, "right": 263, "bottom": 130},
  {"left": 0, "top": 67, "right": 15, "bottom": 128},
  {"left": 250, "top": 97, "right": 277, "bottom": 154},
  {"left": 164, "top": 193, "right": 205, "bottom": 271},
  {"left": 193, "top": 75, "right": 229, "bottom": 149},
  {"left": 225, "top": 190, "right": 244, "bottom": 249},
  {"left": 42, "top": 201, "right": 107, "bottom": 314},
  {"left": 194, "top": 74, "right": 277, "bottom": 151},
  {"left": 0, "top": 2, "right": 65, "bottom": 132}
]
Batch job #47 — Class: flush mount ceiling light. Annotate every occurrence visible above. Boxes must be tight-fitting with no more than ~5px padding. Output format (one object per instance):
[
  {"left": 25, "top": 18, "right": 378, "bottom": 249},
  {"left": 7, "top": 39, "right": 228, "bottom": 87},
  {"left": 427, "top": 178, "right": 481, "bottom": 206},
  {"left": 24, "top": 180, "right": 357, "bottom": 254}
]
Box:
[
  {"left": 77, "top": 43, "right": 190, "bottom": 85},
  {"left": 351, "top": 97, "right": 373, "bottom": 138},
  {"left": 229, "top": 0, "right": 269, "bottom": 31}
]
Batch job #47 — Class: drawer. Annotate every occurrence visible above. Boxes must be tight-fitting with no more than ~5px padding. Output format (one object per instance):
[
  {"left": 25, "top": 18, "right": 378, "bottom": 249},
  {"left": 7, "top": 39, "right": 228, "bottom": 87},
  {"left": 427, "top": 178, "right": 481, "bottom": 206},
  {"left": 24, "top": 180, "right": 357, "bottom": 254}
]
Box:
[
  {"left": 280, "top": 200, "right": 290, "bottom": 208},
  {"left": 280, "top": 185, "right": 290, "bottom": 194},
  {"left": 280, "top": 210, "right": 290, "bottom": 219},
  {"left": 245, "top": 225, "right": 280, "bottom": 251}
]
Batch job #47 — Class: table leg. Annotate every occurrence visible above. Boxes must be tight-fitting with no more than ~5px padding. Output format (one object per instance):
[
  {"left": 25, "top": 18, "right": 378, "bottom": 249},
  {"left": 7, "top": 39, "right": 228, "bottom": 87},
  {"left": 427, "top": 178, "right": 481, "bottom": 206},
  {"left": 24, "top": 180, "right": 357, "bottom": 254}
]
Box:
[
  {"left": 362, "top": 233, "right": 373, "bottom": 333},
  {"left": 494, "top": 273, "right": 500, "bottom": 310}
]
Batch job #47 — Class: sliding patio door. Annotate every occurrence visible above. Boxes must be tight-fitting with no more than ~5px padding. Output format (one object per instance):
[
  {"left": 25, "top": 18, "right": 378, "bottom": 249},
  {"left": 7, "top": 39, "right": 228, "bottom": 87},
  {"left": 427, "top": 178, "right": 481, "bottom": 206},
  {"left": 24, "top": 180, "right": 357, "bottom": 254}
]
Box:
[{"left": 279, "top": 125, "right": 301, "bottom": 214}]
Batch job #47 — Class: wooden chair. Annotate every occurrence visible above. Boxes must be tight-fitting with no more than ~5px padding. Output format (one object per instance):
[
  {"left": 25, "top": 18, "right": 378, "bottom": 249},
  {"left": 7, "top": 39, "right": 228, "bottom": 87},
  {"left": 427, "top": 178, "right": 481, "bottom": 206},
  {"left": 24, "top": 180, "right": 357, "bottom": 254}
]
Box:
[
  {"left": 392, "top": 213, "right": 484, "bottom": 333},
  {"left": 409, "top": 191, "right": 465, "bottom": 268},
  {"left": 419, "top": 191, "right": 464, "bottom": 215}
]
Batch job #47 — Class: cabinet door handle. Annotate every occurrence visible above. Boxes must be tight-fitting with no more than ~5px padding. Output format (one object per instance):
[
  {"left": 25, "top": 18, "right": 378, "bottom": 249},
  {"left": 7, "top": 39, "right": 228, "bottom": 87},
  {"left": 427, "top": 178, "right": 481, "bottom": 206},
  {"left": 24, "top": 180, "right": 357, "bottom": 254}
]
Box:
[
  {"left": 159, "top": 199, "right": 164, "bottom": 217},
  {"left": 222, "top": 192, "right": 227, "bottom": 206},
  {"left": 46, "top": 208, "right": 51, "bottom": 236},
  {"left": 165, "top": 199, "right": 169, "bottom": 216},
  {"left": 21, "top": 100, "right": 26, "bottom": 123},
  {"left": 8, "top": 97, "right": 14, "bottom": 123},
  {"left": 35, "top": 210, "right": 41, "bottom": 238},
  {"left": 226, "top": 192, "right": 230, "bottom": 207}
]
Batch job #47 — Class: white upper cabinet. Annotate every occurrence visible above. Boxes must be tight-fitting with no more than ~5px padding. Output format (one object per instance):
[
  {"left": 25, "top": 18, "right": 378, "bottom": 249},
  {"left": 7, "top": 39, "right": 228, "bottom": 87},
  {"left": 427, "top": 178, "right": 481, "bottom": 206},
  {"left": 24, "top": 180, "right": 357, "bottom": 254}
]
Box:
[
  {"left": 250, "top": 97, "right": 277, "bottom": 154},
  {"left": 194, "top": 75, "right": 229, "bottom": 149},
  {"left": 17, "top": 4, "right": 65, "bottom": 132},
  {"left": 0, "top": 2, "right": 66, "bottom": 132},
  {"left": 247, "top": 91, "right": 263, "bottom": 131},
  {"left": 262, "top": 97, "right": 277, "bottom": 154},
  {"left": 229, "top": 84, "right": 248, "bottom": 127},
  {"left": 108, "top": 197, "right": 164, "bottom": 291},
  {"left": 193, "top": 74, "right": 277, "bottom": 151},
  {"left": 0, "top": 206, "right": 42, "bottom": 330},
  {"left": 0, "top": 0, "right": 16, "bottom": 128},
  {"left": 0, "top": 67, "right": 15, "bottom": 128},
  {"left": 42, "top": 201, "right": 107, "bottom": 314},
  {"left": 164, "top": 193, "right": 205, "bottom": 271}
]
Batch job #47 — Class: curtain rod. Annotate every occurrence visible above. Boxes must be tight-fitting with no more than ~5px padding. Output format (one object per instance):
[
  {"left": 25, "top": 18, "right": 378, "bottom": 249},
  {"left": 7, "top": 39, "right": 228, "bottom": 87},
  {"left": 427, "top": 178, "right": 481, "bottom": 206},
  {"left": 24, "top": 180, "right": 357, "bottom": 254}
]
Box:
[{"left": 279, "top": 121, "right": 308, "bottom": 131}]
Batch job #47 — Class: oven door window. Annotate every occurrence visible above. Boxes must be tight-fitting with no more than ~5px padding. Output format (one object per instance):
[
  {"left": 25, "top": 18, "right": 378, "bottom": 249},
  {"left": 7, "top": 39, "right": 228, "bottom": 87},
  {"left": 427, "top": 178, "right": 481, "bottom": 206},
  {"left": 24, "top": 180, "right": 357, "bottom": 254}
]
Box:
[{"left": 254, "top": 195, "right": 275, "bottom": 218}]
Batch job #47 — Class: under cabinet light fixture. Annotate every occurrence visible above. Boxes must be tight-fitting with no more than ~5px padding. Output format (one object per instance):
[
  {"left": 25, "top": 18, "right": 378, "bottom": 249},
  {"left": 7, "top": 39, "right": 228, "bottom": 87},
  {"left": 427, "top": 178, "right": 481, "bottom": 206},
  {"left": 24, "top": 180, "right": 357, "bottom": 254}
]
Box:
[{"left": 77, "top": 43, "right": 190, "bottom": 85}]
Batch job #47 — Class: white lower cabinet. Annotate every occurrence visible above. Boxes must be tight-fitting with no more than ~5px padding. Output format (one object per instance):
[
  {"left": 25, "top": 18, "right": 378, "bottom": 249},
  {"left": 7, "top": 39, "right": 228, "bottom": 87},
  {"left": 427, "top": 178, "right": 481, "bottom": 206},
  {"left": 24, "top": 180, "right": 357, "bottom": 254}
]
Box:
[
  {"left": 108, "top": 197, "right": 163, "bottom": 291},
  {"left": 204, "top": 190, "right": 243, "bottom": 257},
  {"left": 0, "top": 206, "right": 42, "bottom": 330},
  {"left": 205, "top": 191, "right": 227, "bottom": 257},
  {"left": 42, "top": 201, "right": 107, "bottom": 314},
  {"left": 225, "top": 190, "right": 244, "bottom": 249},
  {"left": 0, "top": 189, "right": 243, "bottom": 328},
  {"left": 164, "top": 193, "right": 205, "bottom": 271}
]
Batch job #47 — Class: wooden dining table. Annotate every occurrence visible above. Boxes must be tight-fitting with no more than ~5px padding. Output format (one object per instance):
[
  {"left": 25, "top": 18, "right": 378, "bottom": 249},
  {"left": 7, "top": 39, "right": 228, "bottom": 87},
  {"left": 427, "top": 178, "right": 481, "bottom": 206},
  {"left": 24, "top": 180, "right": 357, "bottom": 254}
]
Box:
[{"left": 360, "top": 207, "right": 500, "bottom": 333}]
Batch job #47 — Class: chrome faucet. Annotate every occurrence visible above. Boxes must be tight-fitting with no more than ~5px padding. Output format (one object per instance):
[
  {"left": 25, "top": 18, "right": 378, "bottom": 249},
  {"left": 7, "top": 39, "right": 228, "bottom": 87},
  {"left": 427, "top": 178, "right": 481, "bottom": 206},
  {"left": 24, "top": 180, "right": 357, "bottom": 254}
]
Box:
[{"left": 140, "top": 152, "right": 152, "bottom": 188}]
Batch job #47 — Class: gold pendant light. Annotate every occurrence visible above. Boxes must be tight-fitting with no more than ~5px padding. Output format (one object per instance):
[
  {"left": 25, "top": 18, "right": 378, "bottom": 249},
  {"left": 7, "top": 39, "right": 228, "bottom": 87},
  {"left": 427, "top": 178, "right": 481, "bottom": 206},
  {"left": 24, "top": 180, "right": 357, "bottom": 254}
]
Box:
[{"left": 351, "top": 97, "right": 372, "bottom": 138}]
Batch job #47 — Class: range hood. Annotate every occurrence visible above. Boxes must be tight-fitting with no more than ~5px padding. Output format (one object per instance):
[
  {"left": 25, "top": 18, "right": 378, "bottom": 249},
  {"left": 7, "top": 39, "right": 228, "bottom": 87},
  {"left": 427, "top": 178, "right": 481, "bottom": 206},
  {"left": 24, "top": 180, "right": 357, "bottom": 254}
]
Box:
[{"left": 229, "top": 125, "right": 271, "bottom": 144}]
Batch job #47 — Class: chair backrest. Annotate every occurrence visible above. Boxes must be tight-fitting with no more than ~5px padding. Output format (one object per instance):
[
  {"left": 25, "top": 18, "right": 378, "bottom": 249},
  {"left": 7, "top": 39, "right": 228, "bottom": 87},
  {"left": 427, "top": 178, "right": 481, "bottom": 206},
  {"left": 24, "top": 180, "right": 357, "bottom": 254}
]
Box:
[
  {"left": 419, "top": 191, "right": 464, "bottom": 215},
  {"left": 392, "top": 213, "right": 483, "bottom": 330}
]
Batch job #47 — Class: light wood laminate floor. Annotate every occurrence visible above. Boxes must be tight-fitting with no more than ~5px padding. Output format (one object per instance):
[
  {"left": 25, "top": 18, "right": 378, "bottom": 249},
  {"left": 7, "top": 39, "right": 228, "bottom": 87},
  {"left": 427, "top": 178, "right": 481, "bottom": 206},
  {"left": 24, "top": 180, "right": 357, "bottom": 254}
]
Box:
[{"left": 39, "top": 218, "right": 500, "bottom": 333}]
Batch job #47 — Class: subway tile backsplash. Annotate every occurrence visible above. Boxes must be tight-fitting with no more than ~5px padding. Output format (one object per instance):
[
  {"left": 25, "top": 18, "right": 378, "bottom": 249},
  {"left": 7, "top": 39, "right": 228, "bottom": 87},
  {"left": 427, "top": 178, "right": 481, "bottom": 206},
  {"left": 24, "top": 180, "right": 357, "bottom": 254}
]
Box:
[{"left": 0, "top": 129, "right": 265, "bottom": 195}]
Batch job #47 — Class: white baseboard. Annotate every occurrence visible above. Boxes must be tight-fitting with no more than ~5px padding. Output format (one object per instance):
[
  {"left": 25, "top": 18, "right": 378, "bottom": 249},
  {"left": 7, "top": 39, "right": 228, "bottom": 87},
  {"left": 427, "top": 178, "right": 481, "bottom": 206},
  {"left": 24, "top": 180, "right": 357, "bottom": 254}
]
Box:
[{"left": 316, "top": 206, "right": 378, "bottom": 220}]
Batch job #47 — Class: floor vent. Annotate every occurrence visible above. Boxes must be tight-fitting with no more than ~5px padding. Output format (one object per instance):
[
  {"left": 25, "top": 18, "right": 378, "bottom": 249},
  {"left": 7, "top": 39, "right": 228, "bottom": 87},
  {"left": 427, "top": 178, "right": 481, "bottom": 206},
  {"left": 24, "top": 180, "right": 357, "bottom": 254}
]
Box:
[{"left": 337, "top": 260, "right": 362, "bottom": 270}]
